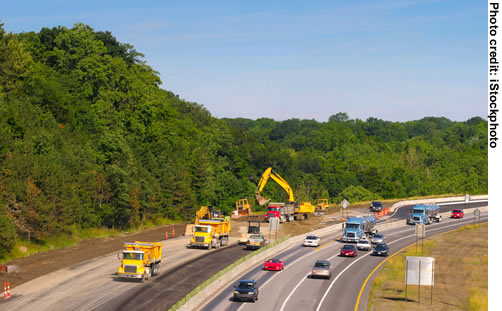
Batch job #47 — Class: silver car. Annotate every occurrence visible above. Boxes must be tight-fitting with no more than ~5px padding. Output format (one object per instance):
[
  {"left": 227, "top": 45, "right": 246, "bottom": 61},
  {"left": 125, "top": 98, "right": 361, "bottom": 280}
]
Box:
[
  {"left": 356, "top": 239, "right": 371, "bottom": 251},
  {"left": 311, "top": 260, "right": 332, "bottom": 279},
  {"left": 303, "top": 235, "right": 321, "bottom": 247},
  {"left": 371, "top": 233, "right": 386, "bottom": 244}
]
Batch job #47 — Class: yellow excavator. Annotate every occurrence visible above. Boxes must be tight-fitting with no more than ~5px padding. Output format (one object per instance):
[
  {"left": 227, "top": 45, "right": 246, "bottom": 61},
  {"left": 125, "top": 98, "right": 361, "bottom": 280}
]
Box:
[
  {"left": 255, "top": 167, "right": 295, "bottom": 206},
  {"left": 255, "top": 167, "right": 315, "bottom": 220}
]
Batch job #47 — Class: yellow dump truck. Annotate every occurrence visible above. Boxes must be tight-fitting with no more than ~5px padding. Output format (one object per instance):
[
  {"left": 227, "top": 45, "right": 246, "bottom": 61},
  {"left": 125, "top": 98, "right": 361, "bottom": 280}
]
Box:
[
  {"left": 190, "top": 219, "right": 230, "bottom": 249},
  {"left": 295, "top": 202, "right": 316, "bottom": 220},
  {"left": 117, "top": 241, "right": 162, "bottom": 282},
  {"left": 315, "top": 199, "right": 329, "bottom": 215}
]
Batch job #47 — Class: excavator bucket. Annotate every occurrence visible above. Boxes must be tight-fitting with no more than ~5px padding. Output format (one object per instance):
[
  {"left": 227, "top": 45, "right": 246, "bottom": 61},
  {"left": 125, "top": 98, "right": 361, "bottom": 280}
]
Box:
[{"left": 255, "top": 194, "right": 271, "bottom": 206}]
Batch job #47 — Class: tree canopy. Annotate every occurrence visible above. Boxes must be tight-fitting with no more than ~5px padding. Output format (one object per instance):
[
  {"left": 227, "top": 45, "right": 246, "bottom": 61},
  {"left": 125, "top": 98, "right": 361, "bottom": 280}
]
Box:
[{"left": 0, "top": 22, "right": 487, "bottom": 256}]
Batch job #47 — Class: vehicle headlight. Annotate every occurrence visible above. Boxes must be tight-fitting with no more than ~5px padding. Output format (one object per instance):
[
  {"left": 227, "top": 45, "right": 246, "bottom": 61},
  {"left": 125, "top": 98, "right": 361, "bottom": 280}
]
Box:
[{"left": 233, "top": 291, "right": 239, "bottom": 294}]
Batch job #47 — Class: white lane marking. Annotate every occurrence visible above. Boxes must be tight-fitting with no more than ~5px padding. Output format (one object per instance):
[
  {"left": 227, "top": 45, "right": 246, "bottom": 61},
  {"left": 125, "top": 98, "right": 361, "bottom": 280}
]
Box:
[
  {"left": 237, "top": 231, "right": 343, "bottom": 311},
  {"left": 314, "top": 215, "right": 487, "bottom": 311}
]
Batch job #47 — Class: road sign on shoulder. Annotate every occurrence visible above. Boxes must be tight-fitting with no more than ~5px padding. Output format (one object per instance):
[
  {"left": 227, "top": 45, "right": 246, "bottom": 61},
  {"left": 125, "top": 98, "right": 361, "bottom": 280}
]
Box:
[
  {"left": 415, "top": 224, "right": 425, "bottom": 237},
  {"left": 464, "top": 194, "right": 470, "bottom": 202},
  {"left": 341, "top": 199, "right": 349, "bottom": 209},
  {"left": 473, "top": 208, "right": 481, "bottom": 219}
]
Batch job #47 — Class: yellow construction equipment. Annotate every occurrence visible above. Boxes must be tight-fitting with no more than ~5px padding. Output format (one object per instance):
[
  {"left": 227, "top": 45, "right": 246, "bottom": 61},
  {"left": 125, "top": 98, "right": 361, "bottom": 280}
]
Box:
[
  {"left": 190, "top": 218, "right": 230, "bottom": 249},
  {"left": 234, "top": 198, "right": 252, "bottom": 217},
  {"left": 255, "top": 167, "right": 295, "bottom": 206},
  {"left": 116, "top": 241, "right": 162, "bottom": 282},
  {"left": 254, "top": 167, "right": 315, "bottom": 221},
  {"left": 317, "top": 199, "right": 329, "bottom": 210}
]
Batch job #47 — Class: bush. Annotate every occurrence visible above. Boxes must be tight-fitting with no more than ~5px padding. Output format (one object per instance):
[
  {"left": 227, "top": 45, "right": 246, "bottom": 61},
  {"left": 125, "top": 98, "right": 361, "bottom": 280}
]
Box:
[{"left": 0, "top": 215, "right": 17, "bottom": 258}]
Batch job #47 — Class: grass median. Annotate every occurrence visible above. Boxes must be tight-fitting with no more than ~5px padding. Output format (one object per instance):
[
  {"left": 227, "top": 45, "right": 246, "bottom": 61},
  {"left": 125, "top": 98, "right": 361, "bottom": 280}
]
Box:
[{"left": 368, "top": 223, "right": 488, "bottom": 311}]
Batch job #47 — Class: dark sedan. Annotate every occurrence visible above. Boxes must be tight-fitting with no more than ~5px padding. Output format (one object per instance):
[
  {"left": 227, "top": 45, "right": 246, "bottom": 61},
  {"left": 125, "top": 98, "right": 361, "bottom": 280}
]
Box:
[
  {"left": 370, "top": 201, "right": 383, "bottom": 212},
  {"left": 372, "top": 243, "right": 389, "bottom": 257},
  {"left": 233, "top": 280, "right": 259, "bottom": 302}
]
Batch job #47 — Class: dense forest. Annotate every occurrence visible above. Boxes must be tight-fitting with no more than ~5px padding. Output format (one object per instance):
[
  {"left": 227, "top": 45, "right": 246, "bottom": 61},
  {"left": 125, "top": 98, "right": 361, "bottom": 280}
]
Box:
[{"left": 0, "top": 23, "right": 487, "bottom": 256}]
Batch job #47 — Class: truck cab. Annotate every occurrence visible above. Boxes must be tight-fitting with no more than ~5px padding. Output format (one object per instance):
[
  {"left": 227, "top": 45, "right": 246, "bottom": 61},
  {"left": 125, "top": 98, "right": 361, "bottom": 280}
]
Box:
[
  {"left": 343, "top": 218, "right": 365, "bottom": 242},
  {"left": 117, "top": 241, "right": 162, "bottom": 282},
  {"left": 408, "top": 206, "right": 427, "bottom": 225},
  {"left": 407, "top": 204, "right": 441, "bottom": 225}
]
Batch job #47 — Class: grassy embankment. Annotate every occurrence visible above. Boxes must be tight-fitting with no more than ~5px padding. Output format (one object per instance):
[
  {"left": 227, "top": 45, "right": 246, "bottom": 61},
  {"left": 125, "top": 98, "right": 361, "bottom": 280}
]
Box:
[
  {"left": 0, "top": 219, "right": 182, "bottom": 264},
  {"left": 368, "top": 223, "right": 488, "bottom": 311}
]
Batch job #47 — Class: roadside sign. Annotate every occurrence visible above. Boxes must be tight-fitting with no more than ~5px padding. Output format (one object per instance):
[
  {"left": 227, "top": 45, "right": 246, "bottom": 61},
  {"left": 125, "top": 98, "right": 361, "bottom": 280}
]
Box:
[
  {"left": 473, "top": 208, "right": 481, "bottom": 219},
  {"left": 406, "top": 256, "right": 435, "bottom": 286},
  {"left": 269, "top": 217, "right": 279, "bottom": 231},
  {"left": 341, "top": 199, "right": 349, "bottom": 209},
  {"left": 415, "top": 224, "right": 425, "bottom": 238},
  {"left": 464, "top": 194, "right": 470, "bottom": 202}
]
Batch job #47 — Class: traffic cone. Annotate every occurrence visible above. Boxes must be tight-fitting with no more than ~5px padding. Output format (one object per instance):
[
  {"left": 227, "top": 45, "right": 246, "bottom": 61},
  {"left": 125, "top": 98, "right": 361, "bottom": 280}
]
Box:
[
  {"left": 6, "top": 282, "right": 9, "bottom": 298},
  {"left": 165, "top": 229, "right": 168, "bottom": 240},
  {"left": 3, "top": 283, "right": 6, "bottom": 299},
  {"left": 172, "top": 226, "right": 175, "bottom": 238}
]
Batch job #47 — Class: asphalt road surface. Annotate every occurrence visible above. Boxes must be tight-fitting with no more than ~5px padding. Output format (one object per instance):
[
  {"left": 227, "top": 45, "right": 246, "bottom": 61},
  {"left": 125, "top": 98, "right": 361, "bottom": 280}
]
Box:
[
  {"left": 202, "top": 203, "right": 487, "bottom": 311},
  {"left": 0, "top": 200, "right": 487, "bottom": 311}
]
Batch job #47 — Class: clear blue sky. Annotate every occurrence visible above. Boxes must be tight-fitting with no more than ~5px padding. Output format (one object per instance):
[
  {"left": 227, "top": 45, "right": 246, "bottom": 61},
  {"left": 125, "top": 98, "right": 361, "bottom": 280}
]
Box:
[{"left": 2, "top": 0, "right": 485, "bottom": 122}]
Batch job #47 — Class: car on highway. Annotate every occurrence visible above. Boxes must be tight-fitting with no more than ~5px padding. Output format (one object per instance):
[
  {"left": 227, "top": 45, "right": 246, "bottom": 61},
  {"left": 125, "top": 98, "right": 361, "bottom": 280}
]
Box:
[
  {"left": 372, "top": 243, "right": 389, "bottom": 257},
  {"left": 371, "top": 233, "right": 386, "bottom": 244},
  {"left": 356, "top": 239, "right": 371, "bottom": 251},
  {"left": 370, "top": 201, "right": 384, "bottom": 212},
  {"left": 233, "top": 279, "right": 259, "bottom": 302},
  {"left": 340, "top": 244, "right": 358, "bottom": 257},
  {"left": 311, "top": 259, "right": 332, "bottom": 279},
  {"left": 451, "top": 209, "right": 464, "bottom": 219},
  {"left": 263, "top": 258, "right": 284, "bottom": 271},
  {"left": 303, "top": 235, "right": 321, "bottom": 247}
]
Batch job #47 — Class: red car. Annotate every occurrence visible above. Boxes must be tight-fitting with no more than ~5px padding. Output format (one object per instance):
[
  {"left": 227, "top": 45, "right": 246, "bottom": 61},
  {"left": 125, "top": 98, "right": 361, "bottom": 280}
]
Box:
[
  {"left": 264, "top": 258, "right": 284, "bottom": 271},
  {"left": 340, "top": 245, "right": 357, "bottom": 257},
  {"left": 451, "top": 209, "right": 464, "bottom": 219}
]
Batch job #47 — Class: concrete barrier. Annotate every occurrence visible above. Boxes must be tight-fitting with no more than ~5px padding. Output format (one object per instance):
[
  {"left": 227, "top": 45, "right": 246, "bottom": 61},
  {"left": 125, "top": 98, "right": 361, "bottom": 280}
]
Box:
[{"left": 178, "top": 197, "right": 488, "bottom": 310}]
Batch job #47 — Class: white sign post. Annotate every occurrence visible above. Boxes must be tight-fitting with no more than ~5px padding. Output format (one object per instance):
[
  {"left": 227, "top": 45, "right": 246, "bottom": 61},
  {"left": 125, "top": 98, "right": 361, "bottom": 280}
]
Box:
[
  {"left": 415, "top": 224, "right": 425, "bottom": 255},
  {"left": 406, "top": 256, "right": 435, "bottom": 304},
  {"left": 269, "top": 217, "right": 279, "bottom": 243},
  {"left": 473, "top": 208, "right": 481, "bottom": 227},
  {"left": 341, "top": 199, "right": 349, "bottom": 219}
]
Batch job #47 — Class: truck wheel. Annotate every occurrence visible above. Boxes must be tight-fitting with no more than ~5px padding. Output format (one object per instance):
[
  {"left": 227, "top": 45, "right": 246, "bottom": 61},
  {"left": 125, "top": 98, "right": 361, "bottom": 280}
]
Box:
[{"left": 151, "top": 264, "right": 156, "bottom": 276}]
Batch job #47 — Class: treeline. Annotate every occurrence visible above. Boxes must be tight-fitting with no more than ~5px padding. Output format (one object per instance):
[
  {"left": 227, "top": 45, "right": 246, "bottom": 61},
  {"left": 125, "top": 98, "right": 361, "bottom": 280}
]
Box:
[{"left": 0, "top": 23, "right": 487, "bottom": 256}]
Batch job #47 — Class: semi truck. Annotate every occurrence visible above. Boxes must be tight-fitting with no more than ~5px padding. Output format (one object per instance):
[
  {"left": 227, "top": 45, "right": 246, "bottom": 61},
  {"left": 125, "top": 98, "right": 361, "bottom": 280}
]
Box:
[
  {"left": 406, "top": 204, "right": 442, "bottom": 225},
  {"left": 190, "top": 218, "right": 230, "bottom": 249},
  {"left": 264, "top": 202, "right": 295, "bottom": 223},
  {"left": 117, "top": 241, "right": 162, "bottom": 282},
  {"left": 343, "top": 215, "right": 377, "bottom": 242}
]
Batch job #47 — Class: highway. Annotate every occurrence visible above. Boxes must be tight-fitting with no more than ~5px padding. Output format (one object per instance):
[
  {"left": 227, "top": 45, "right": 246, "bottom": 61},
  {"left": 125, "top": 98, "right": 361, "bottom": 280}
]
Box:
[
  {"left": 201, "top": 203, "right": 487, "bottom": 311},
  {"left": 0, "top": 200, "right": 487, "bottom": 311}
]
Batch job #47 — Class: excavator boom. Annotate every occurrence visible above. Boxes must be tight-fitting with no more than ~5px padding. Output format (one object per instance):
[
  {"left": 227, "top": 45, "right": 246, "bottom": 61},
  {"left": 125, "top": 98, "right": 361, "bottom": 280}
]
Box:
[{"left": 255, "top": 167, "right": 295, "bottom": 205}]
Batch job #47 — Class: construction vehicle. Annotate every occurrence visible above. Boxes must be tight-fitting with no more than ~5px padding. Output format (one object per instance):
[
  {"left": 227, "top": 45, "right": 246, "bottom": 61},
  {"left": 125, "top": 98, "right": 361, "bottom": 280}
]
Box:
[
  {"left": 190, "top": 218, "right": 231, "bottom": 249},
  {"left": 186, "top": 206, "right": 225, "bottom": 236},
  {"left": 117, "top": 241, "right": 162, "bottom": 282},
  {"left": 232, "top": 198, "right": 252, "bottom": 219},
  {"left": 264, "top": 202, "right": 295, "bottom": 223},
  {"left": 246, "top": 233, "right": 266, "bottom": 250},
  {"left": 239, "top": 218, "right": 262, "bottom": 244},
  {"left": 406, "top": 204, "right": 442, "bottom": 225},
  {"left": 255, "top": 167, "right": 314, "bottom": 221},
  {"left": 295, "top": 202, "right": 315, "bottom": 220},
  {"left": 255, "top": 167, "right": 295, "bottom": 206},
  {"left": 343, "top": 215, "right": 377, "bottom": 242}
]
